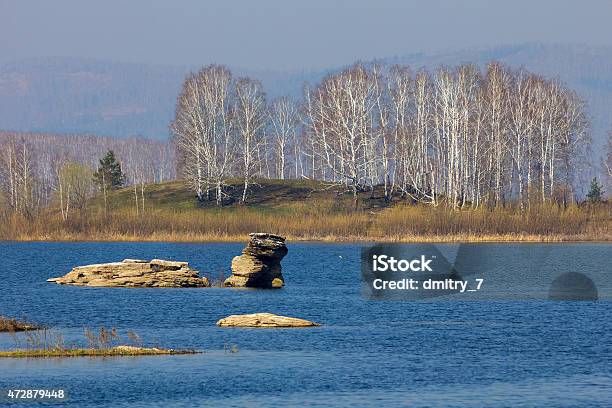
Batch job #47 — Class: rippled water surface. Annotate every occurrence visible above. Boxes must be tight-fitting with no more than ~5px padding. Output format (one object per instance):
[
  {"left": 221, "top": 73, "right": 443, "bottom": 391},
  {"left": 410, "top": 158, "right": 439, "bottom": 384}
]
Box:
[{"left": 0, "top": 242, "right": 610, "bottom": 407}]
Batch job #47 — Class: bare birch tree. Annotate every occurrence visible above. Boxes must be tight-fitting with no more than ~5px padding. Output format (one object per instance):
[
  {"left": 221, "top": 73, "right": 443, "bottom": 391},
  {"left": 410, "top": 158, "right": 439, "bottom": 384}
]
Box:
[
  {"left": 234, "top": 78, "right": 267, "bottom": 203},
  {"left": 269, "top": 97, "right": 298, "bottom": 179},
  {"left": 0, "top": 136, "right": 36, "bottom": 216},
  {"left": 171, "top": 65, "right": 236, "bottom": 206},
  {"left": 303, "top": 64, "right": 378, "bottom": 206}
]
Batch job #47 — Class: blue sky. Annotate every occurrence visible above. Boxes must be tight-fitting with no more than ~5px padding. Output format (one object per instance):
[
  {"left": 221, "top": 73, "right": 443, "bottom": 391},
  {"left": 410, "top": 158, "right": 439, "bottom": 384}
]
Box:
[{"left": 2, "top": 0, "right": 612, "bottom": 70}]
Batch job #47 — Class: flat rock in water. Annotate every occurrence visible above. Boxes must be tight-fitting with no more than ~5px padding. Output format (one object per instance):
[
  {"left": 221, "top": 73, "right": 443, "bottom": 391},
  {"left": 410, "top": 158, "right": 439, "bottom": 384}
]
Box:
[
  {"left": 216, "top": 313, "right": 320, "bottom": 328},
  {"left": 47, "top": 259, "right": 209, "bottom": 288}
]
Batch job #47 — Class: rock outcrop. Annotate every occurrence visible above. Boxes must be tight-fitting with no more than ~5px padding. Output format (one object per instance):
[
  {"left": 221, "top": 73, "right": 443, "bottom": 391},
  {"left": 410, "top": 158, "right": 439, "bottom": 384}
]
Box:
[
  {"left": 224, "top": 233, "right": 288, "bottom": 288},
  {"left": 47, "top": 259, "right": 209, "bottom": 288},
  {"left": 216, "top": 313, "right": 320, "bottom": 328},
  {"left": 0, "top": 316, "right": 41, "bottom": 332}
]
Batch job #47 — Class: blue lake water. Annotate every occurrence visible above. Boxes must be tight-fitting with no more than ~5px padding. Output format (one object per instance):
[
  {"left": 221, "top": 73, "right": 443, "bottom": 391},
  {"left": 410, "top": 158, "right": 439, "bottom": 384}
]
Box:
[{"left": 0, "top": 242, "right": 610, "bottom": 407}]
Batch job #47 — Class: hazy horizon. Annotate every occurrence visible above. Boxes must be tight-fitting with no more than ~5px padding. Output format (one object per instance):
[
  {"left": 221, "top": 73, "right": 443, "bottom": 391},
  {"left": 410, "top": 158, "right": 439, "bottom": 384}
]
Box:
[
  {"left": 1, "top": 2, "right": 610, "bottom": 165},
  {"left": 2, "top": 0, "right": 612, "bottom": 71}
]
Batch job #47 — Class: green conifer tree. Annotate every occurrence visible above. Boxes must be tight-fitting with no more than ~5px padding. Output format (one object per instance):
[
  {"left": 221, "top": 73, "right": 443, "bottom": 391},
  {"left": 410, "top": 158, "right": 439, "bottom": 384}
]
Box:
[
  {"left": 93, "top": 150, "right": 125, "bottom": 191},
  {"left": 586, "top": 177, "right": 603, "bottom": 203}
]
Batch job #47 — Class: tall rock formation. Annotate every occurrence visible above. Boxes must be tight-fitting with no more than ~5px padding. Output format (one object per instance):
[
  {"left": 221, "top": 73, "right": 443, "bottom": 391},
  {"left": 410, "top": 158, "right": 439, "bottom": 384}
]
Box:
[{"left": 224, "top": 233, "right": 288, "bottom": 288}]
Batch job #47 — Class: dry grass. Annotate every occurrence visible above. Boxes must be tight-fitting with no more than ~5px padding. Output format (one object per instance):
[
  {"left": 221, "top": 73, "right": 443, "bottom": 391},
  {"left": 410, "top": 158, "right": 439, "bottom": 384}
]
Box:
[
  {"left": 1, "top": 204, "right": 609, "bottom": 242},
  {"left": 0, "top": 346, "right": 199, "bottom": 358},
  {"left": 1, "top": 326, "right": 199, "bottom": 358},
  {"left": 370, "top": 203, "right": 611, "bottom": 241},
  {"left": 0, "top": 180, "right": 609, "bottom": 242}
]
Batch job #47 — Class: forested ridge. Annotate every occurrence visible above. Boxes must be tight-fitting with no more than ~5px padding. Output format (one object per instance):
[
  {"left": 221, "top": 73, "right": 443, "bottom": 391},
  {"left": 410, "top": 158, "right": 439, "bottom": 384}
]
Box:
[{"left": 0, "top": 57, "right": 610, "bottom": 241}]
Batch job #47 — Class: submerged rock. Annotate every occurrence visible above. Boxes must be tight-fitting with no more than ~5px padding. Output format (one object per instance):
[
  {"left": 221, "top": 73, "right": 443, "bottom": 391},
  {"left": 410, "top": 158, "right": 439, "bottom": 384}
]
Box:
[
  {"left": 224, "top": 233, "right": 288, "bottom": 289},
  {"left": 0, "top": 316, "right": 41, "bottom": 332},
  {"left": 216, "top": 313, "right": 320, "bottom": 328},
  {"left": 47, "top": 259, "right": 209, "bottom": 288}
]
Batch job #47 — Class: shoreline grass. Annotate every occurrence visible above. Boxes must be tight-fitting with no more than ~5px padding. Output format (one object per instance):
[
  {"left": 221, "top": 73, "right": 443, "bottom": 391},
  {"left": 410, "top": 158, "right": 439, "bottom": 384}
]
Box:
[
  {"left": 0, "top": 346, "right": 200, "bottom": 358},
  {"left": 1, "top": 180, "right": 609, "bottom": 243},
  {"left": 3, "top": 204, "right": 609, "bottom": 244},
  {"left": 1, "top": 326, "right": 199, "bottom": 359},
  {"left": 3, "top": 232, "right": 610, "bottom": 243}
]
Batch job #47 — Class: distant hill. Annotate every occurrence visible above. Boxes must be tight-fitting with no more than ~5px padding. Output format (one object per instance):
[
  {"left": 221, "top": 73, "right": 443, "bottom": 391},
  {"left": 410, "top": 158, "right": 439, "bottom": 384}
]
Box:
[
  {"left": 0, "top": 57, "right": 186, "bottom": 139},
  {"left": 0, "top": 44, "right": 610, "bottom": 156}
]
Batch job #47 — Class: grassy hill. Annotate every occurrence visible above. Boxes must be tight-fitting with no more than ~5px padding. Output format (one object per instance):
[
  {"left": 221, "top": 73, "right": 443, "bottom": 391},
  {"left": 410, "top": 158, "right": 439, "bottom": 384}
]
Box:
[
  {"left": 2, "top": 178, "right": 607, "bottom": 242},
  {"left": 98, "top": 178, "right": 398, "bottom": 213}
]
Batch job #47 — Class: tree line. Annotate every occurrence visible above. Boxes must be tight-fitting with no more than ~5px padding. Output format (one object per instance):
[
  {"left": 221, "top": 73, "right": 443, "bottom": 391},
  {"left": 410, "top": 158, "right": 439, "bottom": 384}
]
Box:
[
  {"left": 172, "top": 62, "right": 598, "bottom": 209},
  {"left": 0, "top": 60, "right": 608, "bottom": 220},
  {"left": 0, "top": 131, "right": 174, "bottom": 217}
]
